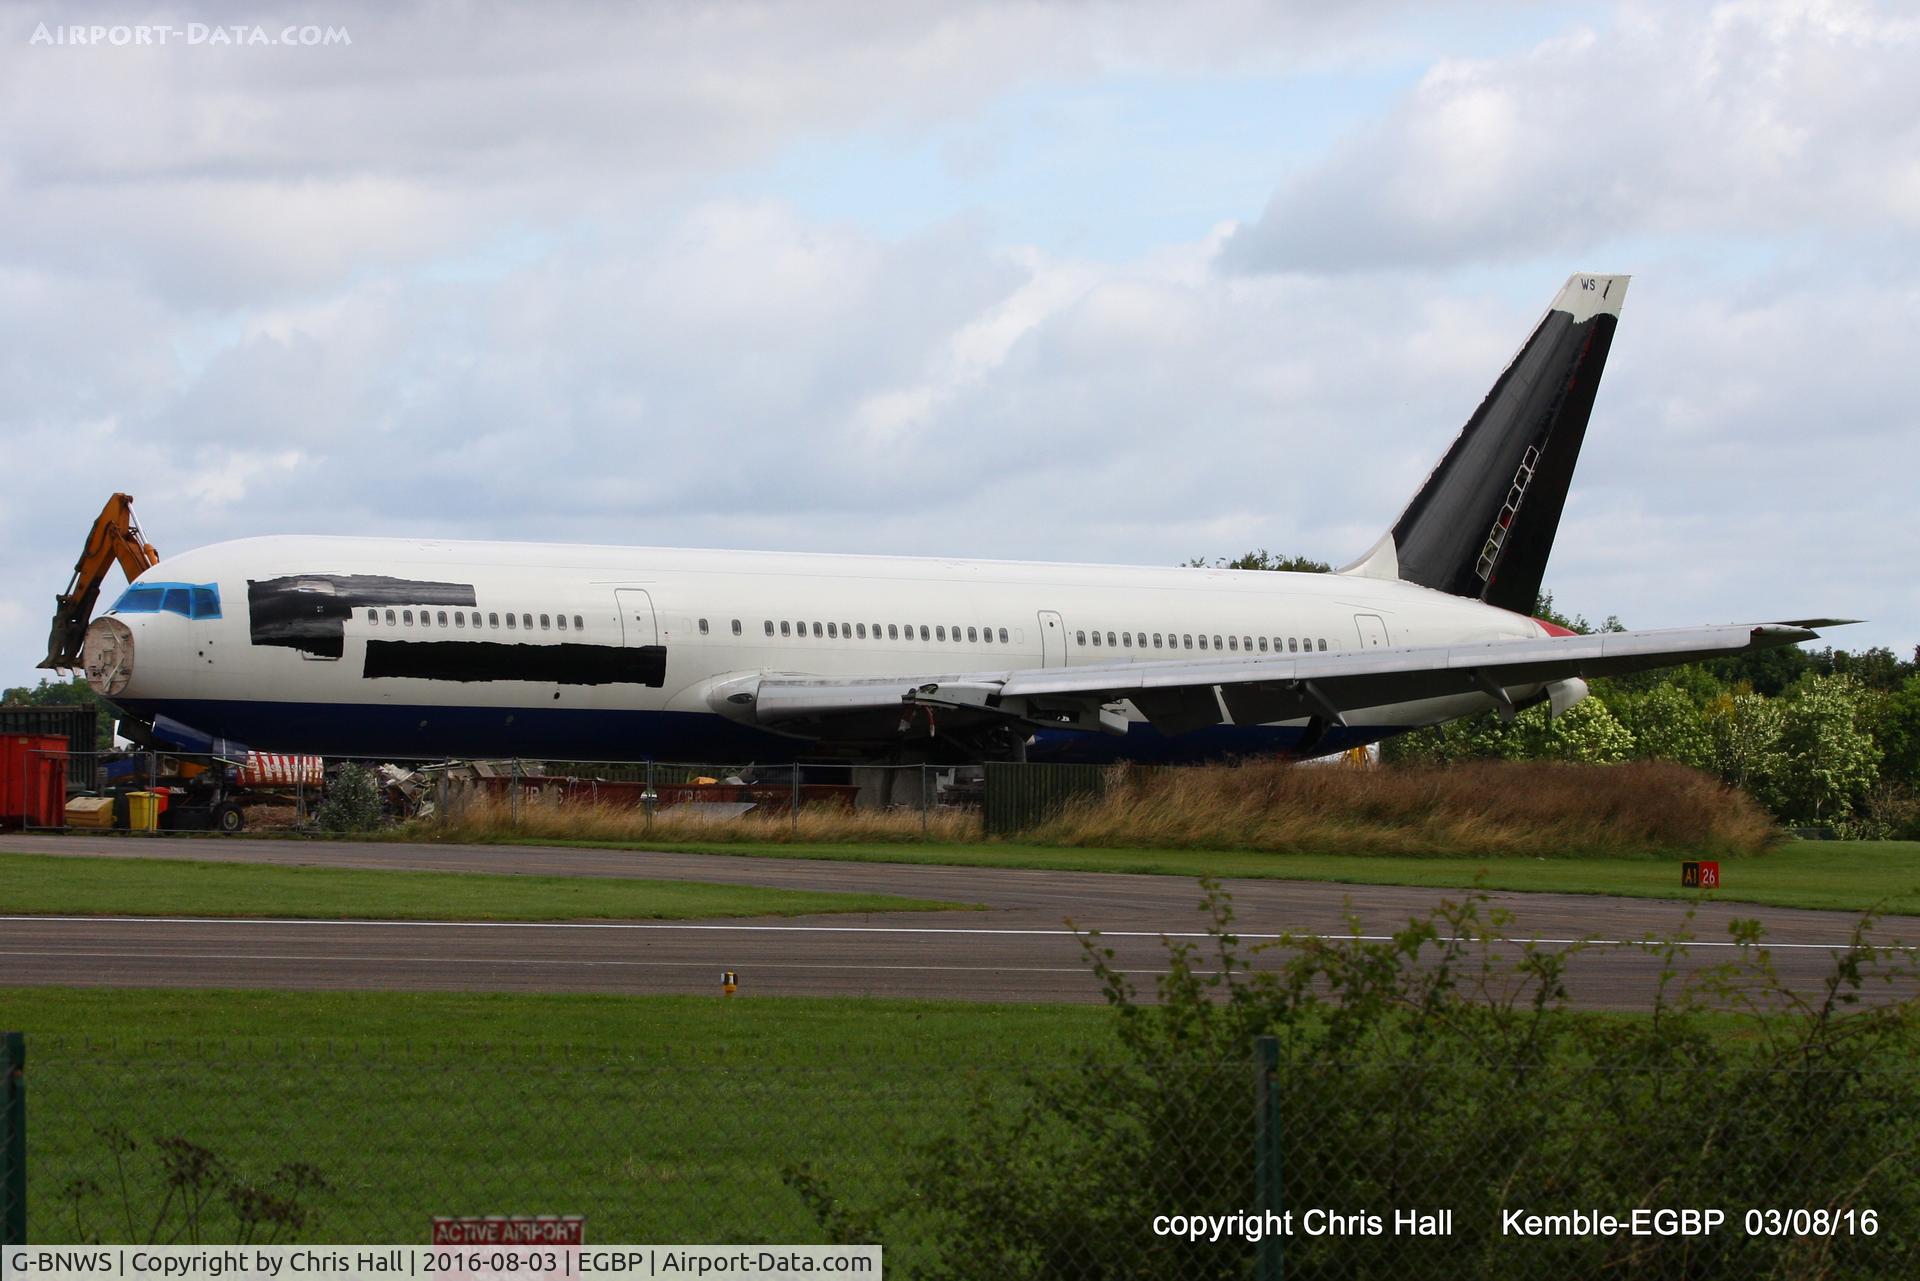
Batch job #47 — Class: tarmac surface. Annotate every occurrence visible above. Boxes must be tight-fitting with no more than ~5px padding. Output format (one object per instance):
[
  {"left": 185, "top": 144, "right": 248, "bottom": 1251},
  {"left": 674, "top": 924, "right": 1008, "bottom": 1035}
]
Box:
[{"left": 3, "top": 833, "right": 1916, "bottom": 1007}]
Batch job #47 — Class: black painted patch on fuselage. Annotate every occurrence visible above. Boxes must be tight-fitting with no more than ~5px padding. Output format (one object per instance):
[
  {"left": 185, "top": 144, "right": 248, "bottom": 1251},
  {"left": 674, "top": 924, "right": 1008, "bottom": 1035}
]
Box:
[
  {"left": 364, "top": 640, "right": 668, "bottom": 688},
  {"left": 248, "top": 574, "right": 478, "bottom": 659}
]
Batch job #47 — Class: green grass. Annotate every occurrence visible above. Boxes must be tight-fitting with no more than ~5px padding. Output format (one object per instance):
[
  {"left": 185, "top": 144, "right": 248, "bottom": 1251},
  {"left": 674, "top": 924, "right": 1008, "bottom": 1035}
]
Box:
[
  {"left": 0, "top": 851, "right": 969, "bottom": 921},
  {"left": 446, "top": 836, "right": 1920, "bottom": 915},
  {"left": 2, "top": 987, "right": 1112, "bottom": 1249}
]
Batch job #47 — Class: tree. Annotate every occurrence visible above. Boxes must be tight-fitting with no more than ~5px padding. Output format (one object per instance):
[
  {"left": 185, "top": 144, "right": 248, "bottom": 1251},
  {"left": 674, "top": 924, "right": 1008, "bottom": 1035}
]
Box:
[
  {"left": 1771, "top": 675, "right": 1880, "bottom": 825},
  {"left": 1878, "top": 674, "right": 1920, "bottom": 788},
  {"left": 1182, "top": 549, "right": 1331, "bottom": 572},
  {"left": 2, "top": 675, "right": 117, "bottom": 748},
  {"left": 1705, "top": 692, "right": 1786, "bottom": 810},
  {"left": 1614, "top": 683, "right": 1714, "bottom": 770},
  {"left": 1539, "top": 696, "right": 1635, "bottom": 763}
]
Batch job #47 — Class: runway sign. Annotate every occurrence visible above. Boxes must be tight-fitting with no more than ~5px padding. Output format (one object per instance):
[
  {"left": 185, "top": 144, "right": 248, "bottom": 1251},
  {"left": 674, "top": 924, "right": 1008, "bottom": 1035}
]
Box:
[{"left": 1681, "top": 860, "right": 1721, "bottom": 890}]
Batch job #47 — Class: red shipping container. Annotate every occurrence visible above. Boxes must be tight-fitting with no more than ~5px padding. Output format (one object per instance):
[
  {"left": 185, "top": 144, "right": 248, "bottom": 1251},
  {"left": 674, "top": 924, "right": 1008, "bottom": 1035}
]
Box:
[{"left": 0, "top": 733, "right": 68, "bottom": 828}]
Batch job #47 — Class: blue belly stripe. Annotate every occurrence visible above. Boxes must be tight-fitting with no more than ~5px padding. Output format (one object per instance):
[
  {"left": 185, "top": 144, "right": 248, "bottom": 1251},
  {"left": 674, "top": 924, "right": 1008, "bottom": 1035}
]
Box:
[{"left": 116, "top": 697, "right": 1403, "bottom": 765}]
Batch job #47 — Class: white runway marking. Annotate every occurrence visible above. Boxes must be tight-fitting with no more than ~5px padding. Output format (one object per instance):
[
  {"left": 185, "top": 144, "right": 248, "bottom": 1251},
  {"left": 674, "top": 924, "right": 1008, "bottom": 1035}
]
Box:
[
  {"left": 0, "top": 948, "right": 1177, "bottom": 976},
  {"left": 0, "top": 914, "right": 1880, "bottom": 950}
]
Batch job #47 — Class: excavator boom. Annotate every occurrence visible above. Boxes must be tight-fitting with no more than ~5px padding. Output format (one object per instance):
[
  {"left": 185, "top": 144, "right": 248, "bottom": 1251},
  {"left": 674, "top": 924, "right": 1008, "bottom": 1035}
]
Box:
[{"left": 40, "top": 492, "right": 160, "bottom": 670}]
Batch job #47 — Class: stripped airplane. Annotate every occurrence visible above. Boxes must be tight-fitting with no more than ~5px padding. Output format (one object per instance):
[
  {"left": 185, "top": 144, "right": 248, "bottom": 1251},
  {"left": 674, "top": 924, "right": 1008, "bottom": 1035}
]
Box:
[{"left": 69, "top": 273, "right": 1836, "bottom": 764}]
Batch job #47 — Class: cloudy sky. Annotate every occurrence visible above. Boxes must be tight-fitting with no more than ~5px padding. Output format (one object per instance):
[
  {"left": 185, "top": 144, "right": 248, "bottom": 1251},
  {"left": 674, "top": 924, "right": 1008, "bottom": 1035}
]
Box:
[{"left": 2, "top": 0, "right": 1916, "bottom": 687}]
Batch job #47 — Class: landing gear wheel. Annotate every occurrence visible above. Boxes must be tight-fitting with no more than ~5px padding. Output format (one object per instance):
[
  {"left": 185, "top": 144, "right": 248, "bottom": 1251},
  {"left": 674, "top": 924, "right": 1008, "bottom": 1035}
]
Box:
[{"left": 212, "top": 802, "right": 245, "bottom": 834}]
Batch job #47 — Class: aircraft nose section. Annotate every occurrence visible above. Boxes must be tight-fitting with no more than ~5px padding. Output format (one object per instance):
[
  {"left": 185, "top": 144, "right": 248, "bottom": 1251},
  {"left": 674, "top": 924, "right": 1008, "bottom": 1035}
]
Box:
[{"left": 84, "top": 616, "right": 135, "bottom": 695}]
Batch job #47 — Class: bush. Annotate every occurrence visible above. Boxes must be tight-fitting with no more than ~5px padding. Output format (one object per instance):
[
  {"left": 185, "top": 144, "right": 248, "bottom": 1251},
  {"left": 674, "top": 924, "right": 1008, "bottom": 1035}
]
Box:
[
  {"left": 314, "top": 763, "right": 383, "bottom": 833},
  {"left": 795, "top": 885, "right": 1920, "bottom": 1278}
]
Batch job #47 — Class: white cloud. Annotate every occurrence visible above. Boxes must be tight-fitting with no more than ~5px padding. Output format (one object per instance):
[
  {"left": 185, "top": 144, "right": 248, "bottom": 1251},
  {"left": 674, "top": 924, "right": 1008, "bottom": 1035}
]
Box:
[{"left": 1220, "top": 0, "right": 1920, "bottom": 272}]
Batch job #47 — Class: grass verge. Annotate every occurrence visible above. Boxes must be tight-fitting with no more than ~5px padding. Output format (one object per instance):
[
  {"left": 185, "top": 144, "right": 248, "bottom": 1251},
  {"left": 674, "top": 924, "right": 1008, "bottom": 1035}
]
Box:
[
  {"left": 429, "top": 837, "right": 1920, "bottom": 915},
  {"left": 0, "top": 851, "right": 968, "bottom": 920},
  {"left": 1, "top": 987, "right": 1110, "bottom": 1249}
]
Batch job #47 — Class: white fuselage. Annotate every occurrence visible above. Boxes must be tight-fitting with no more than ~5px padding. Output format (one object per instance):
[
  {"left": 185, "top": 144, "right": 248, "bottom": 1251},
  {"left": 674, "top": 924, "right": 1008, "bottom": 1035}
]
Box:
[{"left": 93, "top": 535, "right": 1548, "bottom": 762}]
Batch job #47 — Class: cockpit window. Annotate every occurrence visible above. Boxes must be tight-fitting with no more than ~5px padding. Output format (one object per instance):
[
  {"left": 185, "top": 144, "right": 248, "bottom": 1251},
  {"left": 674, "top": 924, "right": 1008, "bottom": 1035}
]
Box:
[{"left": 111, "top": 582, "right": 222, "bottom": 619}]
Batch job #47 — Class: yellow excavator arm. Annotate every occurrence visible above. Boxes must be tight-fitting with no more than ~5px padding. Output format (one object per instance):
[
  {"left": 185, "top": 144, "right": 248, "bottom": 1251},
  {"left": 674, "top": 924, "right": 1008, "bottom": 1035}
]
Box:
[{"left": 40, "top": 492, "right": 161, "bottom": 670}]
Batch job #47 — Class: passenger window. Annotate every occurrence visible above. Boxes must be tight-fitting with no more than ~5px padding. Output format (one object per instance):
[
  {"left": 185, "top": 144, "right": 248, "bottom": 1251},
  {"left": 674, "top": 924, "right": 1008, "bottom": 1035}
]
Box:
[
  {"left": 574, "top": 615, "right": 584, "bottom": 631},
  {"left": 486, "top": 612, "right": 497, "bottom": 627},
  {"left": 1198, "top": 635, "right": 1207, "bottom": 650},
  {"left": 404, "top": 610, "right": 415, "bottom": 625},
  {"left": 1076, "top": 631, "right": 1086, "bottom": 645},
  {"left": 856, "top": 624, "right": 866, "bottom": 639},
  {"left": 455, "top": 612, "right": 465, "bottom": 628},
  {"left": 781, "top": 621, "right": 792, "bottom": 636},
  {"left": 980, "top": 627, "right": 991, "bottom": 644},
  {"left": 367, "top": 609, "right": 379, "bottom": 624},
  {"left": 434, "top": 611, "right": 445, "bottom": 626},
  {"left": 522, "top": 614, "right": 533, "bottom": 630},
  {"left": 998, "top": 628, "right": 1008, "bottom": 643},
  {"left": 505, "top": 613, "right": 515, "bottom": 629},
  {"left": 827, "top": 622, "right": 838, "bottom": 638},
  {"left": 844, "top": 622, "right": 853, "bottom": 638},
  {"left": 1091, "top": 631, "right": 1102, "bottom": 647},
  {"left": 732, "top": 619, "right": 742, "bottom": 636},
  {"left": 966, "top": 627, "right": 976, "bottom": 642},
  {"left": 1228, "top": 636, "right": 1238, "bottom": 651},
  {"left": 1300, "top": 636, "right": 1310, "bottom": 651},
  {"left": 887, "top": 624, "right": 898, "bottom": 639},
  {"left": 535, "top": 614, "right": 546, "bottom": 630},
  {"left": 813, "top": 622, "right": 823, "bottom": 638},
  {"left": 935, "top": 626, "right": 946, "bottom": 641},
  {"left": 1184, "top": 634, "right": 1193, "bottom": 649},
  {"left": 386, "top": 609, "right": 397, "bottom": 625},
  {"left": 1318, "top": 638, "right": 1328, "bottom": 651},
  {"left": 765, "top": 620, "right": 775, "bottom": 636},
  {"left": 1259, "top": 638, "right": 1268, "bottom": 652},
  {"left": 1243, "top": 636, "right": 1252, "bottom": 651},
  {"left": 555, "top": 614, "right": 565, "bottom": 631},
  {"left": 1287, "top": 638, "right": 1297, "bottom": 652},
  {"left": 1106, "top": 631, "right": 1116, "bottom": 647},
  {"left": 699, "top": 618, "right": 709, "bottom": 635},
  {"left": 1152, "top": 633, "right": 1162, "bottom": 648},
  {"left": 1214, "top": 635, "right": 1223, "bottom": 650},
  {"left": 919, "top": 625, "right": 930, "bottom": 640}
]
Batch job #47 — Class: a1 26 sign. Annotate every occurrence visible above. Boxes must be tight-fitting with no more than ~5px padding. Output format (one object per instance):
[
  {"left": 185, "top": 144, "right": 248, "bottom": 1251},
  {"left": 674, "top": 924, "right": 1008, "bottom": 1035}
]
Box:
[{"left": 1681, "top": 860, "right": 1721, "bottom": 890}]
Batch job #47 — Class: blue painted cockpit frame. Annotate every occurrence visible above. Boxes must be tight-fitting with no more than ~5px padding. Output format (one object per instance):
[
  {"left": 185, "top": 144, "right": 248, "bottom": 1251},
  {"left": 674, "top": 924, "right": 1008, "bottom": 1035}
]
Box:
[{"left": 109, "top": 582, "right": 222, "bottom": 620}]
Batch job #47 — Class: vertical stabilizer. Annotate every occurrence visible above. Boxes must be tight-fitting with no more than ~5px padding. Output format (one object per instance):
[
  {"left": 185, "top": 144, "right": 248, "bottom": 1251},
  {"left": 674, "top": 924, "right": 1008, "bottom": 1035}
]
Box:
[{"left": 1344, "top": 273, "right": 1627, "bottom": 614}]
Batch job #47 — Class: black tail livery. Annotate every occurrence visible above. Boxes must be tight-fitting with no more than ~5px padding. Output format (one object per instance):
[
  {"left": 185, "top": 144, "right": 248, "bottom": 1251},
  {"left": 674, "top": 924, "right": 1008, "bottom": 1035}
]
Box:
[{"left": 1343, "top": 273, "right": 1627, "bottom": 616}]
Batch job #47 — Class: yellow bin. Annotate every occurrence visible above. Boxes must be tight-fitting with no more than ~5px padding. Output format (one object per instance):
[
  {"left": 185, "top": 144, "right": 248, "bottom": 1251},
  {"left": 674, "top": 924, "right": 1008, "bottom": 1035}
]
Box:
[{"left": 126, "top": 790, "right": 160, "bottom": 831}]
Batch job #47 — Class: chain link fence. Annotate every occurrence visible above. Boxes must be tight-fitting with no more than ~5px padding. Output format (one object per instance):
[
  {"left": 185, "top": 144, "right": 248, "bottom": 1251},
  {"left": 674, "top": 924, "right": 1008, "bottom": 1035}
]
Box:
[
  {"left": 6, "top": 1032, "right": 1915, "bottom": 1277},
  {"left": 14, "top": 750, "right": 998, "bottom": 840}
]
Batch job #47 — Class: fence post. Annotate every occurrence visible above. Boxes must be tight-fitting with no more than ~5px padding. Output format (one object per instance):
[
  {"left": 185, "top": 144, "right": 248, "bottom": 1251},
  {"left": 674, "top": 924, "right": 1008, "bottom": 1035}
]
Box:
[
  {"left": 1254, "top": 1034, "right": 1282, "bottom": 1281},
  {"left": 2, "top": 1031, "right": 23, "bottom": 1245},
  {"left": 510, "top": 759, "right": 521, "bottom": 828},
  {"left": 920, "top": 763, "right": 929, "bottom": 838}
]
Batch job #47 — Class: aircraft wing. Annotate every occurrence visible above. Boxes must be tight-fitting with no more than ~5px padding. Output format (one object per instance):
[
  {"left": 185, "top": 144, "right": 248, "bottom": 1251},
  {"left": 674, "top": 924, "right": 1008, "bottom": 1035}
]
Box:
[{"left": 708, "top": 621, "right": 1824, "bottom": 745}]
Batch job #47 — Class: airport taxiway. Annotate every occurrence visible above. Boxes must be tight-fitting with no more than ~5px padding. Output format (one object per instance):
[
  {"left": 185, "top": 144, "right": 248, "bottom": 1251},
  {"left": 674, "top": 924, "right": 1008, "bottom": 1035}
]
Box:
[{"left": 1, "top": 834, "right": 1914, "bottom": 1007}]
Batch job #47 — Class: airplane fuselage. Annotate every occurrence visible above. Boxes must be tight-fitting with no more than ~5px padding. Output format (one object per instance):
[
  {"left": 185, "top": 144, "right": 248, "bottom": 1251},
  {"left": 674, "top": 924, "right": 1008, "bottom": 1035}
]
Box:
[{"left": 90, "top": 534, "right": 1549, "bottom": 763}]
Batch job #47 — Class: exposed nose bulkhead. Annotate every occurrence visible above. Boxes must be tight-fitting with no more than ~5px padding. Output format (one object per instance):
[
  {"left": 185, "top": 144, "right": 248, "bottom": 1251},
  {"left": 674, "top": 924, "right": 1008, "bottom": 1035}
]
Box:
[{"left": 84, "top": 616, "right": 134, "bottom": 696}]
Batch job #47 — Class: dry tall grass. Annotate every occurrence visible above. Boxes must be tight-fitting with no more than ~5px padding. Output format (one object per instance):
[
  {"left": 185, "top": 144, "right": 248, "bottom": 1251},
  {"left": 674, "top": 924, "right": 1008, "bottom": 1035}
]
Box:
[
  {"left": 1026, "top": 759, "right": 1779, "bottom": 858},
  {"left": 407, "top": 761, "right": 1775, "bottom": 858},
  {"left": 419, "top": 791, "right": 979, "bottom": 846}
]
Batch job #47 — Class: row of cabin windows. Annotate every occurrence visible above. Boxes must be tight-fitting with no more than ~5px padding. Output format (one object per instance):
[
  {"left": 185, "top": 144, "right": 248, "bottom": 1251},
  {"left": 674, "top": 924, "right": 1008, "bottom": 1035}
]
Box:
[
  {"left": 366, "top": 608, "right": 586, "bottom": 633},
  {"left": 745, "top": 619, "right": 1013, "bottom": 645},
  {"left": 1075, "top": 629, "right": 1330, "bottom": 655}
]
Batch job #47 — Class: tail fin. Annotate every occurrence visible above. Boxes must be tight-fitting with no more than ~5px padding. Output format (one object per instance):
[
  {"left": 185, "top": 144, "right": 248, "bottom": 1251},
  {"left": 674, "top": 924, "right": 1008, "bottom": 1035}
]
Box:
[{"left": 1341, "top": 273, "right": 1628, "bottom": 614}]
